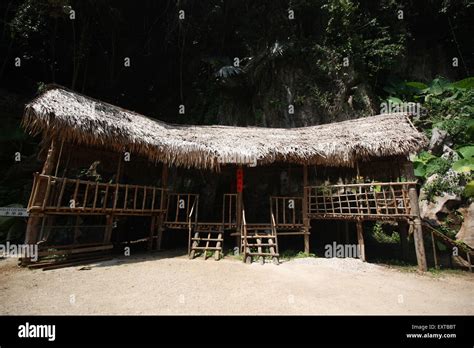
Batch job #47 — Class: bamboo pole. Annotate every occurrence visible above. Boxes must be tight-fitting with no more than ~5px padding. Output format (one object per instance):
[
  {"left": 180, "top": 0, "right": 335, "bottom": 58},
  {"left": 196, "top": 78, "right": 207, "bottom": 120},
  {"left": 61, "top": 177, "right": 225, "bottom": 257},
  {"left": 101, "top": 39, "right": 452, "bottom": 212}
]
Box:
[
  {"left": 431, "top": 231, "right": 438, "bottom": 269},
  {"left": 303, "top": 165, "right": 310, "bottom": 253},
  {"left": 236, "top": 165, "right": 243, "bottom": 251},
  {"left": 24, "top": 139, "right": 59, "bottom": 264},
  {"left": 156, "top": 164, "right": 168, "bottom": 251},
  {"left": 356, "top": 219, "right": 365, "bottom": 261},
  {"left": 398, "top": 220, "right": 409, "bottom": 260},
  {"left": 403, "top": 161, "right": 427, "bottom": 272}
]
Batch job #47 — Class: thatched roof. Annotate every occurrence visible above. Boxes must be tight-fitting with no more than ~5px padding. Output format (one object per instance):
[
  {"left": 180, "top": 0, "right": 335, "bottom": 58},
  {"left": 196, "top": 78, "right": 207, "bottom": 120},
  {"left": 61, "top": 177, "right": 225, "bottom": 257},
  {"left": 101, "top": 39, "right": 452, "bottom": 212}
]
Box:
[{"left": 22, "top": 85, "right": 427, "bottom": 170}]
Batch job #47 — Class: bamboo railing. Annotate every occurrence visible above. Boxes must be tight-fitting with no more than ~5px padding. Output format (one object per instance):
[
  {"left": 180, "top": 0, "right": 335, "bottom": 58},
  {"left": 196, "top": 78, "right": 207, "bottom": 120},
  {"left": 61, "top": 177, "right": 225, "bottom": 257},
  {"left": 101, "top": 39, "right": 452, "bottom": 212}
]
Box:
[
  {"left": 165, "top": 193, "right": 199, "bottom": 227},
  {"left": 222, "top": 193, "right": 238, "bottom": 229},
  {"left": 27, "top": 173, "right": 167, "bottom": 216},
  {"left": 305, "top": 182, "right": 417, "bottom": 220},
  {"left": 270, "top": 196, "right": 303, "bottom": 228}
]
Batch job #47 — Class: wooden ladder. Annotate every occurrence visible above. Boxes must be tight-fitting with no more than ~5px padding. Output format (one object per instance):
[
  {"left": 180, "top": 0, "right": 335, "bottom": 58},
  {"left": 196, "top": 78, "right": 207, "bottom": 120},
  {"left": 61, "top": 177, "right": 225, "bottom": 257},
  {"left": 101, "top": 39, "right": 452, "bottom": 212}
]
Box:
[
  {"left": 241, "top": 211, "right": 279, "bottom": 265},
  {"left": 189, "top": 224, "right": 224, "bottom": 260}
]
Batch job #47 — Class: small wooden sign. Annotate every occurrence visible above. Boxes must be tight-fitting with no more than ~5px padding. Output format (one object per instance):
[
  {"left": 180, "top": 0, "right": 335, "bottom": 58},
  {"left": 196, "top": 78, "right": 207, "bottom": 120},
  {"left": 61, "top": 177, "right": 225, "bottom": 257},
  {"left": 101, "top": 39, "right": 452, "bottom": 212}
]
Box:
[{"left": 0, "top": 207, "right": 28, "bottom": 217}]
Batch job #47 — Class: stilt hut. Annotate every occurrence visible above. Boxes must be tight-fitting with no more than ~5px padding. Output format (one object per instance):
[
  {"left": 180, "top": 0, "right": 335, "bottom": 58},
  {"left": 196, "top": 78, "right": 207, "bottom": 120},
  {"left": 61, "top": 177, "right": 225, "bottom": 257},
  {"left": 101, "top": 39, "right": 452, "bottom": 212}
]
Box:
[{"left": 21, "top": 85, "right": 428, "bottom": 270}]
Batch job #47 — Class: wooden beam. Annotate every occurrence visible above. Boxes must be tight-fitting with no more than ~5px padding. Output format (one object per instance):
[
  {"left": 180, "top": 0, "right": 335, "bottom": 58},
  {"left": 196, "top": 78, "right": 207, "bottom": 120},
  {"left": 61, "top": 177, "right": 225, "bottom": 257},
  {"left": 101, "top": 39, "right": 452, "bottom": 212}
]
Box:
[
  {"left": 148, "top": 215, "right": 156, "bottom": 251},
  {"left": 156, "top": 164, "right": 168, "bottom": 250},
  {"left": 103, "top": 215, "right": 114, "bottom": 244},
  {"left": 398, "top": 220, "right": 409, "bottom": 260},
  {"left": 54, "top": 139, "right": 64, "bottom": 177},
  {"left": 41, "top": 139, "right": 59, "bottom": 176},
  {"left": 431, "top": 231, "right": 438, "bottom": 269},
  {"left": 236, "top": 165, "right": 243, "bottom": 251},
  {"left": 403, "top": 161, "right": 428, "bottom": 272},
  {"left": 303, "top": 165, "right": 310, "bottom": 254},
  {"left": 24, "top": 140, "right": 59, "bottom": 264},
  {"left": 356, "top": 219, "right": 366, "bottom": 261}
]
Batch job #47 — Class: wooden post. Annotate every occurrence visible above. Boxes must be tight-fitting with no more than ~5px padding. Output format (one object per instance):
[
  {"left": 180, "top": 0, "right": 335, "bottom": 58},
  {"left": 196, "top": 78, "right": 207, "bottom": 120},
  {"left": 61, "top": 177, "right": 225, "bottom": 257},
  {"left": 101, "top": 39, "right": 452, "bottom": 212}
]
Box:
[
  {"left": 403, "top": 161, "right": 428, "bottom": 272},
  {"left": 356, "top": 219, "right": 365, "bottom": 261},
  {"left": 302, "top": 165, "right": 310, "bottom": 254},
  {"left": 41, "top": 139, "right": 59, "bottom": 176},
  {"left": 236, "top": 165, "right": 243, "bottom": 251},
  {"left": 344, "top": 221, "right": 349, "bottom": 244},
  {"left": 156, "top": 164, "right": 168, "bottom": 250},
  {"left": 398, "top": 220, "right": 409, "bottom": 260},
  {"left": 115, "top": 152, "right": 123, "bottom": 183},
  {"left": 466, "top": 252, "right": 472, "bottom": 273},
  {"left": 73, "top": 216, "right": 81, "bottom": 243},
  {"left": 104, "top": 214, "right": 114, "bottom": 243},
  {"left": 148, "top": 215, "right": 156, "bottom": 251},
  {"left": 54, "top": 139, "right": 65, "bottom": 177},
  {"left": 431, "top": 231, "right": 438, "bottom": 269},
  {"left": 24, "top": 140, "right": 59, "bottom": 264},
  {"left": 409, "top": 187, "right": 428, "bottom": 272}
]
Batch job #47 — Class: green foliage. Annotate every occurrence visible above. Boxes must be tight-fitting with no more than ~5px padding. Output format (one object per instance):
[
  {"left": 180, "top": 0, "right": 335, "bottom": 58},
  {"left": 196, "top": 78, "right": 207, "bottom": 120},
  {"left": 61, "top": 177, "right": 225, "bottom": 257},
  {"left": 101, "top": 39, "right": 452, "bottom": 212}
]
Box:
[
  {"left": 423, "top": 171, "right": 469, "bottom": 202},
  {"left": 453, "top": 145, "right": 474, "bottom": 174},
  {"left": 464, "top": 180, "right": 474, "bottom": 198},
  {"left": 396, "top": 77, "right": 474, "bottom": 204},
  {"left": 450, "top": 77, "right": 474, "bottom": 89},
  {"left": 280, "top": 249, "right": 316, "bottom": 260},
  {"left": 452, "top": 158, "right": 474, "bottom": 174},
  {"left": 411, "top": 151, "right": 450, "bottom": 178},
  {"left": 457, "top": 146, "right": 474, "bottom": 159},
  {"left": 371, "top": 222, "right": 400, "bottom": 244}
]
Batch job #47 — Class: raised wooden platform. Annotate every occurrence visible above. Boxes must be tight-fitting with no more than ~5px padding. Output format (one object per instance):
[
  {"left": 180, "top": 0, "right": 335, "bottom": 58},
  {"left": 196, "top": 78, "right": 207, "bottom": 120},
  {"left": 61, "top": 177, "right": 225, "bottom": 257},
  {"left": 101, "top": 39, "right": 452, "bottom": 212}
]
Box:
[
  {"left": 28, "top": 173, "right": 167, "bottom": 216},
  {"left": 305, "top": 182, "right": 417, "bottom": 220}
]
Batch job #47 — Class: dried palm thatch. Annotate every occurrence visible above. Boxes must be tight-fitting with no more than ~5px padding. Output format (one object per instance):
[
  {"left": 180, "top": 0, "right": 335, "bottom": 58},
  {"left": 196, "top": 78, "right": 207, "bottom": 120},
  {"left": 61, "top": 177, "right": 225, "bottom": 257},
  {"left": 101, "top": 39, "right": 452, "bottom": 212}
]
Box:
[{"left": 22, "top": 85, "right": 427, "bottom": 170}]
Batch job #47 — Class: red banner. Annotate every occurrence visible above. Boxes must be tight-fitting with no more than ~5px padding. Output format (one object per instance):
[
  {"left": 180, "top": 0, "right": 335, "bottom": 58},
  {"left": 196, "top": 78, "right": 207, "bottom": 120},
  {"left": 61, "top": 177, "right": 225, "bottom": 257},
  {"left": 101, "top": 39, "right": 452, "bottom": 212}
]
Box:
[{"left": 236, "top": 168, "right": 243, "bottom": 192}]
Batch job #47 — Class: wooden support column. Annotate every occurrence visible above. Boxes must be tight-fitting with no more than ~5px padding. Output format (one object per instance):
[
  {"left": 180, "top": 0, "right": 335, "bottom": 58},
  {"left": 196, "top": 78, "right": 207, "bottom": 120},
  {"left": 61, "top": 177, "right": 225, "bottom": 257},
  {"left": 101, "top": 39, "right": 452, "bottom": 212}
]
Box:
[
  {"left": 156, "top": 164, "right": 168, "bottom": 251},
  {"left": 431, "top": 231, "right": 438, "bottom": 269},
  {"left": 356, "top": 219, "right": 366, "bottom": 261},
  {"left": 148, "top": 215, "right": 157, "bottom": 251},
  {"left": 302, "top": 165, "right": 310, "bottom": 254},
  {"left": 409, "top": 187, "right": 427, "bottom": 272},
  {"left": 106, "top": 153, "right": 122, "bottom": 247},
  {"left": 398, "top": 220, "right": 409, "bottom": 261},
  {"left": 236, "top": 165, "right": 243, "bottom": 251},
  {"left": 403, "top": 161, "right": 428, "bottom": 272},
  {"left": 41, "top": 139, "right": 59, "bottom": 176},
  {"left": 103, "top": 214, "right": 114, "bottom": 243},
  {"left": 24, "top": 140, "right": 59, "bottom": 263}
]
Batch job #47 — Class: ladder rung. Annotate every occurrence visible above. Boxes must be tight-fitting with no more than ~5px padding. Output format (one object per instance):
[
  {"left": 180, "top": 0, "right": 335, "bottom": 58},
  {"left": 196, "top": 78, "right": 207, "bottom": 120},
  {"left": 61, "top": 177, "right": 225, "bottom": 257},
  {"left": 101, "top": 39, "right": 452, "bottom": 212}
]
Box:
[
  {"left": 246, "top": 252, "right": 279, "bottom": 257},
  {"left": 192, "top": 238, "right": 223, "bottom": 242},
  {"left": 192, "top": 246, "right": 222, "bottom": 250},
  {"left": 244, "top": 235, "right": 276, "bottom": 239},
  {"left": 245, "top": 243, "right": 276, "bottom": 247}
]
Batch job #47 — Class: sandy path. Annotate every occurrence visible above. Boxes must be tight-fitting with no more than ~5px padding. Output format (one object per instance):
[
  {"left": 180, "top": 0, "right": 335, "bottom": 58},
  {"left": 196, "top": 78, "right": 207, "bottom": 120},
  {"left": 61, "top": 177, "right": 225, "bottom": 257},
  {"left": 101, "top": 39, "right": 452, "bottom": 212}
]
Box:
[{"left": 1, "top": 251, "right": 473, "bottom": 315}]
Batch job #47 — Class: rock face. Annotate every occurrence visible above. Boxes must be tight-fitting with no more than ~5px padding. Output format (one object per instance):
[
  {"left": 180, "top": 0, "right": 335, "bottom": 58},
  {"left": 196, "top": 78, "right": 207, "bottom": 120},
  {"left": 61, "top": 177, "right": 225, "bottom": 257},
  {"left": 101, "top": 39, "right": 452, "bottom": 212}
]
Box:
[
  {"left": 456, "top": 203, "right": 474, "bottom": 249},
  {"left": 428, "top": 128, "right": 450, "bottom": 155},
  {"left": 419, "top": 193, "right": 461, "bottom": 225}
]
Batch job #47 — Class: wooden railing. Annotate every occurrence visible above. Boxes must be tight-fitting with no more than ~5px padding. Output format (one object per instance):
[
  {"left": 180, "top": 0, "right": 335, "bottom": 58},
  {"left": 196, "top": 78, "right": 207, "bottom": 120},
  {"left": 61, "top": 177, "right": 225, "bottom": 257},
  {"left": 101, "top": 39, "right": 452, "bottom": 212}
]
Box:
[
  {"left": 28, "top": 173, "right": 167, "bottom": 215},
  {"left": 222, "top": 193, "right": 238, "bottom": 229},
  {"left": 305, "top": 182, "right": 417, "bottom": 220},
  {"left": 270, "top": 196, "right": 303, "bottom": 228},
  {"left": 240, "top": 208, "right": 248, "bottom": 255},
  {"left": 165, "top": 193, "right": 199, "bottom": 226},
  {"left": 187, "top": 199, "right": 198, "bottom": 254}
]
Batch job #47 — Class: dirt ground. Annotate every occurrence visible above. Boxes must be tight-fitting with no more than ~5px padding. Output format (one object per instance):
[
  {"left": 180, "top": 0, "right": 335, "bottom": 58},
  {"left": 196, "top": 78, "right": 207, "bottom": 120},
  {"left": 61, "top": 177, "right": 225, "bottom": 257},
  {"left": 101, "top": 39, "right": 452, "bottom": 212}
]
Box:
[{"left": 1, "top": 251, "right": 473, "bottom": 315}]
